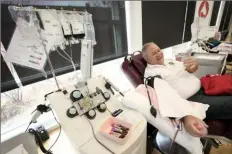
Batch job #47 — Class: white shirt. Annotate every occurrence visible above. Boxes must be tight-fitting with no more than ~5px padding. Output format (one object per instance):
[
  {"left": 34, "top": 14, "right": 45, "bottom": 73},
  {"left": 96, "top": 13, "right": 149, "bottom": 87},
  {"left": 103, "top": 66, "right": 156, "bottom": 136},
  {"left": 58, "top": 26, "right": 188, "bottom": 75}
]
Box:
[{"left": 144, "top": 59, "right": 201, "bottom": 99}]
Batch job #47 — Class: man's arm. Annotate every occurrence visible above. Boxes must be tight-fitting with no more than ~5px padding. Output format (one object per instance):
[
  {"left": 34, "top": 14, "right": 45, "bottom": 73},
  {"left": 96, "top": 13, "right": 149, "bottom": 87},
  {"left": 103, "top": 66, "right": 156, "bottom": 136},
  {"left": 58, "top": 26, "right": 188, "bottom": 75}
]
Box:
[
  {"left": 184, "top": 56, "right": 199, "bottom": 73},
  {"left": 152, "top": 75, "right": 207, "bottom": 137}
]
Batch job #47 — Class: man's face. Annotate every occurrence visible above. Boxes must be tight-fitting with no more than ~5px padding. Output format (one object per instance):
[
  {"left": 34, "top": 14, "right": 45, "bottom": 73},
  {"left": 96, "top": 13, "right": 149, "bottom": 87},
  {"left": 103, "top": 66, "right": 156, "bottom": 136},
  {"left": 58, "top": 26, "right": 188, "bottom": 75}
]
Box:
[{"left": 146, "top": 43, "right": 164, "bottom": 65}]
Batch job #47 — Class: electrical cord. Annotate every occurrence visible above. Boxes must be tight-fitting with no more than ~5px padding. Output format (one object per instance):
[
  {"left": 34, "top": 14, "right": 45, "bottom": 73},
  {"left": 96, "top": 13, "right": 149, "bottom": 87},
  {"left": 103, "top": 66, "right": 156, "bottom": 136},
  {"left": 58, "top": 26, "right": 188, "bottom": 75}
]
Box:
[
  {"left": 44, "top": 89, "right": 62, "bottom": 101},
  {"left": 85, "top": 116, "right": 115, "bottom": 154},
  {"left": 45, "top": 106, "right": 62, "bottom": 154},
  {"left": 84, "top": 83, "right": 114, "bottom": 153},
  {"left": 25, "top": 121, "right": 32, "bottom": 133},
  {"left": 29, "top": 128, "right": 52, "bottom": 154},
  {"left": 106, "top": 108, "right": 113, "bottom": 115},
  {"left": 24, "top": 104, "right": 60, "bottom": 154}
]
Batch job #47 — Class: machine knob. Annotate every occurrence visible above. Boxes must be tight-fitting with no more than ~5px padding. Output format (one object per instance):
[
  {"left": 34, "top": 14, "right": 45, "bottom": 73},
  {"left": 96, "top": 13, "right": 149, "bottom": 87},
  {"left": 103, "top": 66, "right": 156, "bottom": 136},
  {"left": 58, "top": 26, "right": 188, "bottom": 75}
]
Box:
[
  {"left": 86, "top": 109, "right": 96, "bottom": 120},
  {"left": 97, "top": 103, "right": 107, "bottom": 112},
  {"left": 70, "top": 90, "right": 83, "bottom": 102},
  {"left": 66, "top": 107, "right": 78, "bottom": 118},
  {"left": 103, "top": 92, "right": 110, "bottom": 100},
  {"left": 69, "top": 107, "right": 77, "bottom": 115},
  {"left": 100, "top": 104, "right": 106, "bottom": 109},
  {"left": 73, "top": 91, "right": 81, "bottom": 98},
  {"left": 89, "top": 110, "right": 95, "bottom": 116}
]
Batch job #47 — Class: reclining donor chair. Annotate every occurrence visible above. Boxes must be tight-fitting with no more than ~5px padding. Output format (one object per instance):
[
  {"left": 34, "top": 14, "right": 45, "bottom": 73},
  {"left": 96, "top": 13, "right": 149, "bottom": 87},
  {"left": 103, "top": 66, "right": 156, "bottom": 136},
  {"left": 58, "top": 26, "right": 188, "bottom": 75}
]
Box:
[{"left": 121, "top": 51, "right": 231, "bottom": 153}]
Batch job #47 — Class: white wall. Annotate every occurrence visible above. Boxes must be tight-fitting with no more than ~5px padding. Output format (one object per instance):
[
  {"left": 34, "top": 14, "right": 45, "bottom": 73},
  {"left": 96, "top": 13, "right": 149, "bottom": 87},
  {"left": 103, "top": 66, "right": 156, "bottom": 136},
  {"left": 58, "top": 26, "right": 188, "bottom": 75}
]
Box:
[
  {"left": 125, "top": 1, "right": 221, "bottom": 54},
  {"left": 125, "top": 1, "right": 143, "bottom": 53}
]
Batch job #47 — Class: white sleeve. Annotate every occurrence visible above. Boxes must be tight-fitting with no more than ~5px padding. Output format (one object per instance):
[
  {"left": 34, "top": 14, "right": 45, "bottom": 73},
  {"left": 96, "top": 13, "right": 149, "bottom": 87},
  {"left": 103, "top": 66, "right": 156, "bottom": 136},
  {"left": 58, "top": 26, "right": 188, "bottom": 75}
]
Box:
[{"left": 154, "top": 78, "right": 209, "bottom": 119}]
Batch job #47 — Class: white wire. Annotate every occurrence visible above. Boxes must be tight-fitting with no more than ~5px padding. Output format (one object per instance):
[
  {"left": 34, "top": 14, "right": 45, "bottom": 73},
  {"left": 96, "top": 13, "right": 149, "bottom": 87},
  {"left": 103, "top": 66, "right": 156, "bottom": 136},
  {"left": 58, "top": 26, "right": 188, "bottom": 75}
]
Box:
[
  {"left": 60, "top": 48, "right": 76, "bottom": 71},
  {"left": 60, "top": 48, "right": 74, "bottom": 66},
  {"left": 56, "top": 49, "right": 71, "bottom": 62},
  {"left": 56, "top": 48, "right": 76, "bottom": 71}
]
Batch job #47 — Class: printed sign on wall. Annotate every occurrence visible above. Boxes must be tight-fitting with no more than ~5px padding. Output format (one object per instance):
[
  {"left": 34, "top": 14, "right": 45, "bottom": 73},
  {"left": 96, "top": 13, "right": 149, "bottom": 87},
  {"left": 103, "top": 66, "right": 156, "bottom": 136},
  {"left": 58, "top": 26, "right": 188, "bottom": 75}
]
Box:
[
  {"left": 194, "top": 0, "right": 214, "bottom": 26},
  {"left": 198, "top": 0, "right": 209, "bottom": 18}
]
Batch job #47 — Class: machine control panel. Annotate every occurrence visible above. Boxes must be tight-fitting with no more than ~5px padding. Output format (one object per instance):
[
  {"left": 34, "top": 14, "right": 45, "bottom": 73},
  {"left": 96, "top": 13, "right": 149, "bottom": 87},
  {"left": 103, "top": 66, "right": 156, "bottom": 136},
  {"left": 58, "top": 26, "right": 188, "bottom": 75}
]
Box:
[{"left": 66, "top": 86, "right": 110, "bottom": 119}]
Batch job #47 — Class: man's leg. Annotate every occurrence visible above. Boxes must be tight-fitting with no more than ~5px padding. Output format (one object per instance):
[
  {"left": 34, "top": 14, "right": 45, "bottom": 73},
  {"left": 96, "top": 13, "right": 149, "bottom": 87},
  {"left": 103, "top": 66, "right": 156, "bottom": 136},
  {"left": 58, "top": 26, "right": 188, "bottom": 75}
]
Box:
[{"left": 188, "top": 89, "right": 232, "bottom": 120}]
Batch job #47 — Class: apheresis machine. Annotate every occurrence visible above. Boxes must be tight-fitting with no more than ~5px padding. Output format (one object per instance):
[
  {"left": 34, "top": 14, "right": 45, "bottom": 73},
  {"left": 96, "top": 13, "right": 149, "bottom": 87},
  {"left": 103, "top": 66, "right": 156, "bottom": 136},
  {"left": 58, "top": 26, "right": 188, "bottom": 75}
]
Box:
[{"left": 1, "top": 5, "right": 147, "bottom": 154}]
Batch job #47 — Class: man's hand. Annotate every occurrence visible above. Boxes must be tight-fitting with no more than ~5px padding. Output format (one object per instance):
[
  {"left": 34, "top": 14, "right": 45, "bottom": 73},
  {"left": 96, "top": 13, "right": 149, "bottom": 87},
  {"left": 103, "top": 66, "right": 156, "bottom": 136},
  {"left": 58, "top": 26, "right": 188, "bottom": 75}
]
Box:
[
  {"left": 184, "top": 57, "right": 198, "bottom": 73},
  {"left": 183, "top": 115, "right": 208, "bottom": 137}
]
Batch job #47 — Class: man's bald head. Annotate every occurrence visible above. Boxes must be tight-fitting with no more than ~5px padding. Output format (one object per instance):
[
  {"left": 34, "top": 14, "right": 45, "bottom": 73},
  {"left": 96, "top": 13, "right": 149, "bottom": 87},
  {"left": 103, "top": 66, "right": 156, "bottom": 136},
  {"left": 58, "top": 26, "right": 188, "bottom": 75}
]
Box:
[{"left": 142, "top": 42, "right": 164, "bottom": 65}]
